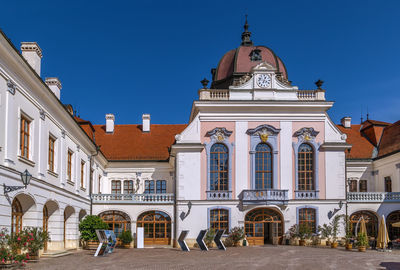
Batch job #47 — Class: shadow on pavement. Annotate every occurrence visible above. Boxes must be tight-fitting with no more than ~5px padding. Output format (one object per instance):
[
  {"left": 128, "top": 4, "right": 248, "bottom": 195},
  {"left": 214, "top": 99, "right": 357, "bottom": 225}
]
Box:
[{"left": 380, "top": 262, "right": 400, "bottom": 270}]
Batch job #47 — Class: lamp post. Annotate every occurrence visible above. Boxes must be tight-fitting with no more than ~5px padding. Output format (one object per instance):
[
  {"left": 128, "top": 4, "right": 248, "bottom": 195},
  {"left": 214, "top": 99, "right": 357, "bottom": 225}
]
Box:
[{"left": 3, "top": 169, "right": 32, "bottom": 195}]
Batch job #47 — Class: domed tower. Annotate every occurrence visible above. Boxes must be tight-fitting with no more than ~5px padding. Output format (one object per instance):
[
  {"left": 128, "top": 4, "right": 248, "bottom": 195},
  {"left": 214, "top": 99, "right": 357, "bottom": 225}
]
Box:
[{"left": 210, "top": 17, "right": 289, "bottom": 89}]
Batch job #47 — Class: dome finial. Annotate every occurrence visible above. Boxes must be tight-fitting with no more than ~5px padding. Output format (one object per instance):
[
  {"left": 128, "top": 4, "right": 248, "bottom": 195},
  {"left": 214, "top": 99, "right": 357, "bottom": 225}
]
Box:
[{"left": 241, "top": 14, "right": 253, "bottom": 46}]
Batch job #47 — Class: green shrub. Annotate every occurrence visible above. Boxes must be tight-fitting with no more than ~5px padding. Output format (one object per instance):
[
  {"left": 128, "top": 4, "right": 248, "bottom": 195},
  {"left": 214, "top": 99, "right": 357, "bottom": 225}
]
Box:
[
  {"left": 225, "top": 227, "right": 245, "bottom": 246},
  {"left": 204, "top": 229, "right": 216, "bottom": 246},
  {"left": 78, "top": 215, "right": 108, "bottom": 241},
  {"left": 357, "top": 232, "right": 368, "bottom": 247},
  {"left": 119, "top": 230, "right": 133, "bottom": 244}
]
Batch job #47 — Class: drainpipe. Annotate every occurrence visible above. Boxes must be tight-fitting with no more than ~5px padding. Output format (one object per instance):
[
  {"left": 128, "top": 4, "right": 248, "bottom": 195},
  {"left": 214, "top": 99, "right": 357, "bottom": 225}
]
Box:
[
  {"left": 345, "top": 149, "right": 349, "bottom": 233},
  {"left": 173, "top": 153, "right": 177, "bottom": 248},
  {"left": 89, "top": 145, "right": 100, "bottom": 215}
]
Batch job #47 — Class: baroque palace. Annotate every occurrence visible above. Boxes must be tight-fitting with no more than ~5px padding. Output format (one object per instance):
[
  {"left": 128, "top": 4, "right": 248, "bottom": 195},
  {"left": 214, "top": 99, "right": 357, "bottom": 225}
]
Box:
[{"left": 1, "top": 20, "right": 399, "bottom": 250}]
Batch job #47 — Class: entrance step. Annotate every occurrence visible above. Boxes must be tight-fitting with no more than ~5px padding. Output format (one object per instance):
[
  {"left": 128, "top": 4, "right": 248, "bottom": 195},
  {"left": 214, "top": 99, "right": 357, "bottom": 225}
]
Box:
[{"left": 41, "top": 249, "right": 74, "bottom": 258}]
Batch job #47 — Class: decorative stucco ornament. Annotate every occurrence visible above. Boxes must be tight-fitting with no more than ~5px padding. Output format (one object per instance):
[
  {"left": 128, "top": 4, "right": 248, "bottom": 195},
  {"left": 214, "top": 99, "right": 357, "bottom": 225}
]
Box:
[
  {"left": 293, "top": 127, "right": 319, "bottom": 142},
  {"left": 7, "top": 79, "right": 15, "bottom": 95},
  {"left": 206, "top": 127, "right": 233, "bottom": 142}
]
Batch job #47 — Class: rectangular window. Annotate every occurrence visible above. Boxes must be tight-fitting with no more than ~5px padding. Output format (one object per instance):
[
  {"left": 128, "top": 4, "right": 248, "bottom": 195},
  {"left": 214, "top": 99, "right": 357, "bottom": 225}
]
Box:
[
  {"left": 98, "top": 175, "right": 101, "bottom": 194},
  {"left": 144, "top": 180, "right": 154, "bottom": 194},
  {"left": 156, "top": 180, "right": 166, "bottom": 193},
  {"left": 359, "top": 180, "right": 367, "bottom": 192},
  {"left": 111, "top": 180, "right": 121, "bottom": 194},
  {"left": 48, "top": 136, "right": 55, "bottom": 172},
  {"left": 210, "top": 209, "right": 229, "bottom": 233},
  {"left": 349, "top": 180, "right": 357, "bottom": 192},
  {"left": 385, "top": 176, "right": 392, "bottom": 192},
  {"left": 124, "top": 180, "right": 134, "bottom": 194},
  {"left": 299, "top": 208, "right": 316, "bottom": 233},
  {"left": 20, "top": 115, "right": 31, "bottom": 159},
  {"left": 67, "top": 150, "right": 73, "bottom": 181},
  {"left": 80, "top": 160, "right": 85, "bottom": 188}
]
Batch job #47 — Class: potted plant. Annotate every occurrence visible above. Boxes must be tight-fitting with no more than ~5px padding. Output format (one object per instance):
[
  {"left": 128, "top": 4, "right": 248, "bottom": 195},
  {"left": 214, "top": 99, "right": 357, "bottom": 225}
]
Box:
[
  {"left": 204, "top": 229, "right": 216, "bottom": 248},
  {"left": 342, "top": 215, "right": 353, "bottom": 250},
  {"left": 225, "top": 227, "right": 244, "bottom": 247},
  {"left": 298, "top": 223, "right": 312, "bottom": 246},
  {"left": 330, "top": 215, "right": 341, "bottom": 248},
  {"left": 0, "top": 228, "right": 28, "bottom": 267},
  {"left": 318, "top": 224, "right": 332, "bottom": 246},
  {"left": 78, "top": 215, "right": 108, "bottom": 249},
  {"left": 25, "top": 227, "right": 50, "bottom": 260},
  {"left": 357, "top": 232, "right": 368, "bottom": 252},
  {"left": 119, "top": 231, "right": 132, "bottom": 248}
]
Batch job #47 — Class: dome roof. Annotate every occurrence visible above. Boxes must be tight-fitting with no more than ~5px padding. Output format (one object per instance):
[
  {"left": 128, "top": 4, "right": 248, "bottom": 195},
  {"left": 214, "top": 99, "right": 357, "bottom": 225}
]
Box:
[{"left": 211, "top": 19, "right": 288, "bottom": 89}]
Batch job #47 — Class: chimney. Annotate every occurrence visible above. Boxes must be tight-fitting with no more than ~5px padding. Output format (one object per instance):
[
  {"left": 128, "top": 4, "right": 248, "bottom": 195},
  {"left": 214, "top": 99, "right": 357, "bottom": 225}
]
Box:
[
  {"left": 45, "top": 77, "right": 62, "bottom": 99},
  {"left": 105, "top": 114, "right": 115, "bottom": 133},
  {"left": 142, "top": 114, "right": 150, "bottom": 132},
  {"left": 341, "top": 116, "right": 352, "bottom": 128},
  {"left": 21, "top": 42, "right": 42, "bottom": 76}
]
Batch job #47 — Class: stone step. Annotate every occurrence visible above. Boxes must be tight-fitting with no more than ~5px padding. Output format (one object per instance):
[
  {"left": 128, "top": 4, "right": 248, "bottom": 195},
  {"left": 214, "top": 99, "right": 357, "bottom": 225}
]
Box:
[{"left": 41, "top": 250, "right": 74, "bottom": 258}]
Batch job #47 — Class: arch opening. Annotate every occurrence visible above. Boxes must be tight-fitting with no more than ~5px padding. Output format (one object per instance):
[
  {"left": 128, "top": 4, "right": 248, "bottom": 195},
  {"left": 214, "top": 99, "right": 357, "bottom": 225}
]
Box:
[
  {"left": 245, "top": 208, "right": 283, "bottom": 245},
  {"left": 137, "top": 211, "right": 171, "bottom": 245}
]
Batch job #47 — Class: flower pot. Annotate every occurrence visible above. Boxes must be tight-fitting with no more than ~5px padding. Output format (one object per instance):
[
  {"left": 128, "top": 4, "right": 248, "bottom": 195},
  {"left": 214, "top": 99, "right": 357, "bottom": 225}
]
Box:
[
  {"left": 122, "top": 243, "right": 131, "bottom": 248},
  {"left": 358, "top": 246, "right": 366, "bottom": 252},
  {"left": 29, "top": 254, "right": 40, "bottom": 260},
  {"left": 331, "top": 242, "right": 338, "bottom": 248},
  {"left": 345, "top": 243, "right": 353, "bottom": 250},
  {"left": 299, "top": 240, "right": 306, "bottom": 246},
  {"left": 86, "top": 240, "right": 100, "bottom": 250}
]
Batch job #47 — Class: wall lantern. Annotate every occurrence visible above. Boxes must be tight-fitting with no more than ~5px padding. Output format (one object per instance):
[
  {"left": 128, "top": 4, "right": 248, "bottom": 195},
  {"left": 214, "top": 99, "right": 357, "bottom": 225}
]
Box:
[{"left": 3, "top": 169, "right": 32, "bottom": 195}]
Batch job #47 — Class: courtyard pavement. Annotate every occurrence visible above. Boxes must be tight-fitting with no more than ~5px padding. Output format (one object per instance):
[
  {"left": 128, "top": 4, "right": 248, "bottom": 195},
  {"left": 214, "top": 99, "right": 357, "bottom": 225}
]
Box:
[{"left": 25, "top": 245, "right": 400, "bottom": 270}]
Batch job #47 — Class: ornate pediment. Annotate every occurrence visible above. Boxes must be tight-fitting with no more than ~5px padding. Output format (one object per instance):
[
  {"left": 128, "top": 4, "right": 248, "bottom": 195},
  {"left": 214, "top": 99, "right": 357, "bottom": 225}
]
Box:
[
  {"left": 246, "top": 124, "right": 280, "bottom": 142},
  {"left": 206, "top": 127, "right": 233, "bottom": 142},
  {"left": 251, "top": 61, "right": 276, "bottom": 72},
  {"left": 293, "top": 127, "right": 319, "bottom": 141}
]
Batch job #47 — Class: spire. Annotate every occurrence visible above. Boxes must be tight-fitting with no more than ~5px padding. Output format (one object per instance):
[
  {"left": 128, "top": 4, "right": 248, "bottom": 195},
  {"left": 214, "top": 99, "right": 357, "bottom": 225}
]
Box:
[{"left": 241, "top": 15, "right": 253, "bottom": 46}]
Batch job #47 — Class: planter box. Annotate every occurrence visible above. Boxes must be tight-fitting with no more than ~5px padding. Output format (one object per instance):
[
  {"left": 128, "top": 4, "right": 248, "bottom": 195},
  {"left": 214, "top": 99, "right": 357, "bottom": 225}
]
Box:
[{"left": 85, "top": 240, "right": 100, "bottom": 250}]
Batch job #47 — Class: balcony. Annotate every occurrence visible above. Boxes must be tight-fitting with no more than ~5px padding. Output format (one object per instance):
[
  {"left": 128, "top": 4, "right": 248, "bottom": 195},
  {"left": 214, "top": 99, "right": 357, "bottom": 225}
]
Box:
[
  {"left": 238, "top": 189, "right": 289, "bottom": 205},
  {"left": 347, "top": 192, "right": 400, "bottom": 202},
  {"left": 295, "top": 190, "right": 319, "bottom": 199},
  {"left": 91, "top": 193, "right": 174, "bottom": 204},
  {"left": 206, "top": 190, "right": 232, "bottom": 200}
]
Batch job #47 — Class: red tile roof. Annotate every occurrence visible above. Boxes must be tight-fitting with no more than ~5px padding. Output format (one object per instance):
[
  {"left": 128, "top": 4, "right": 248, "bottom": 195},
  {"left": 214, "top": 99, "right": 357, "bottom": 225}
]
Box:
[
  {"left": 93, "top": 124, "right": 187, "bottom": 161},
  {"left": 377, "top": 120, "right": 400, "bottom": 158},
  {"left": 337, "top": 124, "right": 375, "bottom": 159}
]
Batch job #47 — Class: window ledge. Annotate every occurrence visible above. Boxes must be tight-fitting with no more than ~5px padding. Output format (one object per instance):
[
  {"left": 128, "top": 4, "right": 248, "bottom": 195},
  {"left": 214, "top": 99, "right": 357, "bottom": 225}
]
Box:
[
  {"left": 47, "top": 170, "right": 59, "bottom": 178},
  {"left": 17, "top": 156, "right": 35, "bottom": 167},
  {"left": 67, "top": 180, "right": 75, "bottom": 186}
]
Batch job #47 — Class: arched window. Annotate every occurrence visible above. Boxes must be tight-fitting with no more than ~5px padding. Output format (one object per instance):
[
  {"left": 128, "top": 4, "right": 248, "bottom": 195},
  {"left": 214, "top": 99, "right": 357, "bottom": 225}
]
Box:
[
  {"left": 210, "top": 143, "right": 228, "bottom": 191},
  {"left": 99, "top": 210, "right": 131, "bottom": 237},
  {"left": 387, "top": 211, "right": 400, "bottom": 240},
  {"left": 209, "top": 209, "right": 229, "bottom": 233},
  {"left": 350, "top": 211, "right": 378, "bottom": 237},
  {"left": 298, "top": 208, "right": 316, "bottom": 232},
  {"left": 255, "top": 143, "right": 273, "bottom": 189},
  {"left": 11, "top": 198, "right": 23, "bottom": 234},
  {"left": 298, "top": 144, "right": 314, "bottom": 191}
]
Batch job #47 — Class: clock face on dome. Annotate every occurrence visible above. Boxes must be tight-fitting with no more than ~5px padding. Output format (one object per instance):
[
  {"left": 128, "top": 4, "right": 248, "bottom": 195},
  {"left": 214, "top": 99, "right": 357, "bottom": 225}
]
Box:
[{"left": 256, "top": 74, "right": 271, "bottom": 88}]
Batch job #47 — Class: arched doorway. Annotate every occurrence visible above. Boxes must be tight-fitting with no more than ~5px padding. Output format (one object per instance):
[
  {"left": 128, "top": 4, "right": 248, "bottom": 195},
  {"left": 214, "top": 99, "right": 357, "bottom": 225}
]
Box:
[
  {"left": 387, "top": 211, "right": 400, "bottom": 240},
  {"left": 63, "top": 206, "right": 75, "bottom": 249},
  {"left": 245, "top": 208, "right": 283, "bottom": 245},
  {"left": 11, "top": 198, "right": 23, "bottom": 234},
  {"left": 11, "top": 193, "right": 36, "bottom": 234},
  {"left": 137, "top": 211, "right": 171, "bottom": 245},
  {"left": 43, "top": 205, "right": 49, "bottom": 251},
  {"left": 99, "top": 210, "right": 131, "bottom": 237},
  {"left": 350, "top": 211, "right": 378, "bottom": 237},
  {"left": 43, "top": 200, "right": 59, "bottom": 251}
]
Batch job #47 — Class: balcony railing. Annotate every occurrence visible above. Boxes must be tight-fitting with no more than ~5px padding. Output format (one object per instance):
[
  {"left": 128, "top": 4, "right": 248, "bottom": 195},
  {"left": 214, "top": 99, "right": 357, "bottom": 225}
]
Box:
[
  {"left": 347, "top": 192, "right": 400, "bottom": 202},
  {"left": 295, "top": 190, "right": 319, "bottom": 199},
  {"left": 199, "top": 89, "right": 325, "bottom": 101},
  {"left": 206, "top": 191, "right": 232, "bottom": 200},
  {"left": 239, "top": 189, "right": 289, "bottom": 205},
  {"left": 91, "top": 193, "right": 174, "bottom": 204}
]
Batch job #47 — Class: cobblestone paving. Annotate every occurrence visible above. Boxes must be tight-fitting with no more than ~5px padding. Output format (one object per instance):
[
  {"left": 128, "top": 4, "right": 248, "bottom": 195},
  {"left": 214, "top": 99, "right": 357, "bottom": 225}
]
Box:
[{"left": 26, "top": 246, "right": 400, "bottom": 270}]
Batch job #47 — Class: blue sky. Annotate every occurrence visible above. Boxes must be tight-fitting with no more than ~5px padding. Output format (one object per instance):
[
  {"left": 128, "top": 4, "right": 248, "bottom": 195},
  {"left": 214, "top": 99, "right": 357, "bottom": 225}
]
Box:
[{"left": 2, "top": 0, "right": 399, "bottom": 125}]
